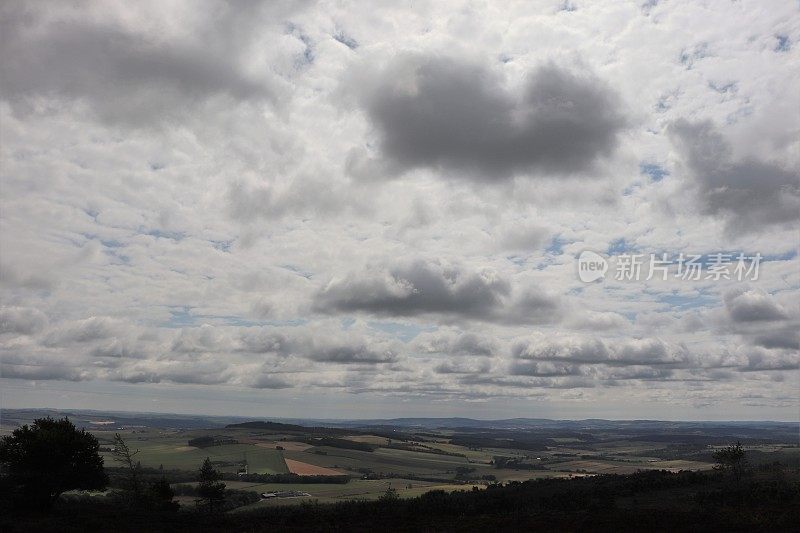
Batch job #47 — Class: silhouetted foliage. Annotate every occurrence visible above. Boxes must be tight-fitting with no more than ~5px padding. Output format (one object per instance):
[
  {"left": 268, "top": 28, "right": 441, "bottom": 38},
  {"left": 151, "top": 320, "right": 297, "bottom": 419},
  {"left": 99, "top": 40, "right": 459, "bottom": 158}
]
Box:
[
  {"left": 146, "top": 477, "right": 179, "bottom": 512},
  {"left": 111, "top": 433, "right": 143, "bottom": 499},
  {"left": 0, "top": 417, "right": 107, "bottom": 509},
  {"left": 4, "top": 468, "right": 798, "bottom": 531},
  {"left": 197, "top": 458, "right": 226, "bottom": 513},
  {"left": 713, "top": 441, "right": 749, "bottom": 484},
  {"left": 300, "top": 437, "right": 376, "bottom": 452}
]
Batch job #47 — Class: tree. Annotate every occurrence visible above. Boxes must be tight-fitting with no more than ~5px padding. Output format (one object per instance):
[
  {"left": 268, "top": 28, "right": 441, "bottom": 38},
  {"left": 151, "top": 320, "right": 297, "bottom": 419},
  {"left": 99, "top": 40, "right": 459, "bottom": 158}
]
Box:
[
  {"left": 0, "top": 417, "right": 108, "bottom": 508},
  {"left": 379, "top": 486, "right": 399, "bottom": 502},
  {"left": 713, "top": 441, "right": 748, "bottom": 485},
  {"left": 111, "top": 433, "right": 143, "bottom": 499},
  {"left": 147, "top": 476, "right": 179, "bottom": 512},
  {"left": 197, "top": 458, "right": 226, "bottom": 513}
]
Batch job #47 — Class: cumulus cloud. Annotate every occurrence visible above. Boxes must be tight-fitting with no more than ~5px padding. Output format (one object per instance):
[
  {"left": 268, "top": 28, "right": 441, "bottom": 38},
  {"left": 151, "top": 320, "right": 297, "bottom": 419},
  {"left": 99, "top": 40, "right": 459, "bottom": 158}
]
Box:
[
  {"left": 0, "top": 307, "right": 48, "bottom": 335},
  {"left": 314, "top": 260, "right": 511, "bottom": 320},
  {"left": 513, "top": 337, "right": 688, "bottom": 367},
  {"left": 314, "top": 260, "right": 563, "bottom": 324},
  {"left": 307, "top": 344, "right": 396, "bottom": 364},
  {"left": 0, "top": 1, "right": 292, "bottom": 124},
  {"left": 42, "top": 317, "right": 120, "bottom": 346},
  {"left": 669, "top": 119, "right": 800, "bottom": 232},
  {"left": 352, "top": 55, "right": 626, "bottom": 180},
  {"left": 416, "top": 331, "right": 496, "bottom": 357},
  {"left": 723, "top": 288, "right": 788, "bottom": 322}
]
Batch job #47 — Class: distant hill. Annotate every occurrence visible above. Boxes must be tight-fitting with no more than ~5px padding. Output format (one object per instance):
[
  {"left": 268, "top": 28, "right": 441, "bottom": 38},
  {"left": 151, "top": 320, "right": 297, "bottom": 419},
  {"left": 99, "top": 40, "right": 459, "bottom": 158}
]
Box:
[{"left": 225, "top": 420, "right": 308, "bottom": 432}]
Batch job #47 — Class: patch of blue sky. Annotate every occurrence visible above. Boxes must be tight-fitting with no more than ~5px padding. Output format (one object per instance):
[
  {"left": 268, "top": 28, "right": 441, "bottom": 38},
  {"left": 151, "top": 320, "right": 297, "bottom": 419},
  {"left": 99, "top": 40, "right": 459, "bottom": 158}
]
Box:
[
  {"left": 167, "top": 307, "right": 195, "bottom": 327},
  {"left": 775, "top": 34, "right": 790, "bottom": 52},
  {"left": 210, "top": 239, "right": 233, "bottom": 252},
  {"left": 653, "top": 291, "right": 715, "bottom": 311},
  {"left": 164, "top": 307, "right": 307, "bottom": 328},
  {"left": 218, "top": 316, "right": 307, "bottom": 327},
  {"left": 607, "top": 238, "right": 637, "bottom": 255},
  {"left": 506, "top": 255, "right": 530, "bottom": 267},
  {"left": 144, "top": 228, "right": 185, "bottom": 241},
  {"left": 546, "top": 236, "right": 567, "bottom": 255},
  {"left": 639, "top": 163, "right": 668, "bottom": 182}
]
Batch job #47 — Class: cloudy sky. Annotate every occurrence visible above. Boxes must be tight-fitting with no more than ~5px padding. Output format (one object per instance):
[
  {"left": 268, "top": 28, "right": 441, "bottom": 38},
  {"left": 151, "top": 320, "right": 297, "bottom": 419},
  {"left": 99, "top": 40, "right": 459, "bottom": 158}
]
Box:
[{"left": 1, "top": 0, "right": 798, "bottom": 421}]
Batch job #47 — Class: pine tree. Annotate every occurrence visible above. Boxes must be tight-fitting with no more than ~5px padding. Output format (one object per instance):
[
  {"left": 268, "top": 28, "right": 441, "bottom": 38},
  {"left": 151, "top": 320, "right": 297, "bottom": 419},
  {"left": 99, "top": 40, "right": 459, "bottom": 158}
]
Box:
[{"left": 197, "top": 457, "right": 226, "bottom": 513}]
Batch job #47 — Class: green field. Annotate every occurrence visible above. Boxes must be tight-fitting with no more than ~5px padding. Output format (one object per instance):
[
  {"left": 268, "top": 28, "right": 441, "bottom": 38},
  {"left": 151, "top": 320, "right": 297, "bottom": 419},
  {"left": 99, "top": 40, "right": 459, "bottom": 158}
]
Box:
[{"left": 98, "top": 431, "right": 288, "bottom": 474}]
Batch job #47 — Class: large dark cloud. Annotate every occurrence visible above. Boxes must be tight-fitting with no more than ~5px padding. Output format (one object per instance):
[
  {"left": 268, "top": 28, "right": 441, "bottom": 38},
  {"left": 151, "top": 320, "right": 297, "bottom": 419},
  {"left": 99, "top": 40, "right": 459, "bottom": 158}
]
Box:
[
  {"left": 669, "top": 119, "right": 800, "bottom": 232},
  {"left": 723, "top": 288, "right": 788, "bottom": 322},
  {"left": 752, "top": 328, "right": 799, "bottom": 351},
  {"left": 306, "top": 344, "right": 396, "bottom": 364},
  {"left": 356, "top": 55, "right": 626, "bottom": 180},
  {"left": 313, "top": 260, "right": 562, "bottom": 323},
  {"left": 0, "top": 1, "right": 284, "bottom": 124},
  {"left": 314, "top": 260, "right": 511, "bottom": 319}
]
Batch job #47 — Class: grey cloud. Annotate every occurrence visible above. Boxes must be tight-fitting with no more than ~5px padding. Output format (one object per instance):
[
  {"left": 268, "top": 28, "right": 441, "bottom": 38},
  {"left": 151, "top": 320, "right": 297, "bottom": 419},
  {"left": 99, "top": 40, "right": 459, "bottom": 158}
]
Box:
[
  {"left": 434, "top": 359, "right": 491, "bottom": 374},
  {"left": 509, "top": 360, "right": 582, "bottom": 377},
  {"left": 740, "top": 348, "right": 799, "bottom": 372},
  {"left": 90, "top": 339, "right": 143, "bottom": 359},
  {"left": 418, "top": 332, "right": 496, "bottom": 356},
  {"left": 238, "top": 327, "right": 396, "bottom": 364},
  {"left": 0, "top": 263, "right": 55, "bottom": 291},
  {"left": 171, "top": 325, "right": 228, "bottom": 353},
  {"left": 450, "top": 333, "right": 495, "bottom": 356},
  {"left": 239, "top": 329, "right": 292, "bottom": 354},
  {"left": 0, "top": 2, "right": 282, "bottom": 124},
  {"left": 42, "top": 317, "right": 119, "bottom": 346},
  {"left": 513, "top": 338, "right": 609, "bottom": 363},
  {"left": 307, "top": 344, "right": 396, "bottom": 364},
  {"left": 568, "top": 311, "right": 629, "bottom": 331},
  {"left": 497, "top": 224, "right": 550, "bottom": 253},
  {"left": 314, "top": 260, "right": 562, "bottom": 324},
  {"left": 314, "top": 261, "right": 510, "bottom": 320},
  {"left": 0, "top": 307, "right": 48, "bottom": 335},
  {"left": 111, "top": 360, "right": 232, "bottom": 385},
  {"left": 724, "top": 288, "right": 788, "bottom": 322},
  {"left": 459, "top": 373, "right": 594, "bottom": 389},
  {"left": 250, "top": 374, "right": 293, "bottom": 389},
  {"left": 508, "top": 289, "right": 564, "bottom": 324},
  {"left": 0, "top": 362, "right": 87, "bottom": 381},
  {"left": 356, "top": 55, "right": 626, "bottom": 180},
  {"left": 602, "top": 366, "right": 674, "bottom": 381},
  {"left": 513, "top": 337, "right": 687, "bottom": 366},
  {"left": 669, "top": 119, "right": 800, "bottom": 232},
  {"left": 753, "top": 328, "right": 800, "bottom": 350}
]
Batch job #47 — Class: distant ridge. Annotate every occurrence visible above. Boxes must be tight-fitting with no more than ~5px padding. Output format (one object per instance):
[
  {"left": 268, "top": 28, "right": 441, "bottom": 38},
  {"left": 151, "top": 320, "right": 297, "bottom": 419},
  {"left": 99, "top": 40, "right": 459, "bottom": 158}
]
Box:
[{"left": 226, "top": 420, "right": 307, "bottom": 431}]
